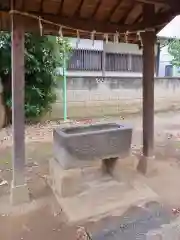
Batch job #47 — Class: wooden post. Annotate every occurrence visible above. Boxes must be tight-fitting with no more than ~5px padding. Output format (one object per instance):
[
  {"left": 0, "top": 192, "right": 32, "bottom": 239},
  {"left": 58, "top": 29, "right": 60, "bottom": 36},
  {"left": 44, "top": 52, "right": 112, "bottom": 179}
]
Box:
[
  {"left": 11, "top": 14, "right": 29, "bottom": 204},
  {"left": 142, "top": 30, "right": 155, "bottom": 157},
  {"left": 137, "top": 4, "right": 155, "bottom": 173}
]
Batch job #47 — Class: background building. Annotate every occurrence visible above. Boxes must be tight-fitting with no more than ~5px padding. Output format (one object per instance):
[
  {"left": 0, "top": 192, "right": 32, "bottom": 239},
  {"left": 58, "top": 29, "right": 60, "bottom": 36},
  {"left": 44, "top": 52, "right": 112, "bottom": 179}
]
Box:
[
  {"left": 67, "top": 38, "right": 144, "bottom": 78},
  {"left": 158, "top": 15, "right": 180, "bottom": 77}
]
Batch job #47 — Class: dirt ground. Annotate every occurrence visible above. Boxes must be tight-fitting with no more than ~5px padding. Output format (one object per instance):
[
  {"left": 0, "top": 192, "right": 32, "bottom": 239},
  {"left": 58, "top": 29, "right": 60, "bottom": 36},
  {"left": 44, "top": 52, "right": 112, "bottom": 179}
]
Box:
[{"left": 1, "top": 112, "right": 180, "bottom": 239}]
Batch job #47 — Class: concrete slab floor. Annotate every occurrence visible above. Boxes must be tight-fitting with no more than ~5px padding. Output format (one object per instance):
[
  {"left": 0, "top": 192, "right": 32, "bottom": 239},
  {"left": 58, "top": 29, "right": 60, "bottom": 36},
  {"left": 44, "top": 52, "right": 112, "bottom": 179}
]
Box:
[
  {"left": 50, "top": 157, "right": 159, "bottom": 224},
  {"left": 92, "top": 202, "right": 177, "bottom": 240}
]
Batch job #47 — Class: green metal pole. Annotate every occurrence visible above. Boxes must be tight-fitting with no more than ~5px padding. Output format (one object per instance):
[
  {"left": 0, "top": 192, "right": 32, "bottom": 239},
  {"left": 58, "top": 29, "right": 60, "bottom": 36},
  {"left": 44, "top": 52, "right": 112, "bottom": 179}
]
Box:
[{"left": 63, "top": 45, "right": 67, "bottom": 121}]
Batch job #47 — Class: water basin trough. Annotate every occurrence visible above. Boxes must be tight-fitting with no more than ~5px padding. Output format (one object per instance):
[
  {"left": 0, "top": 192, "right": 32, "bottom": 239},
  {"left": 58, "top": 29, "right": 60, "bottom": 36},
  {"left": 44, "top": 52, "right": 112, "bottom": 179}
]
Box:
[{"left": 53, "top": 122, "right": 132, "bottom": 170}]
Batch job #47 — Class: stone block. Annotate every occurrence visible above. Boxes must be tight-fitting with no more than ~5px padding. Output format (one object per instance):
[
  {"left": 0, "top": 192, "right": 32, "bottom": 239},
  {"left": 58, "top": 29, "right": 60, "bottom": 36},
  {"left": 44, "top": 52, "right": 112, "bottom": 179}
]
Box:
[
  {"left": 53, "top": 122, "right": 132, "bottom": 170},
  {"left": 49, "top": 158, "right": 87, "bottom": 198},
  {"left": 10, "top": 182, "right": 29, "bottom": 205}
]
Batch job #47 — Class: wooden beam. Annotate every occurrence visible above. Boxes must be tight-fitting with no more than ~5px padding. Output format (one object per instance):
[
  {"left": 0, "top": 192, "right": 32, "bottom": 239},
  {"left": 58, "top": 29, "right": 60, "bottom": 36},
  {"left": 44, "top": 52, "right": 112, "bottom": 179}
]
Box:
[
  {"left": 119, "top": 2, "right": 135, "bottom": 24},
  {"left": 0, "top": 0, "right": 10, "bottom": 11},
  {"left": 105, "top": 0, "right": 123, "bottom": 21},
  {"left": 73, "top": 0, "right": 84, "bottom": 17},
  {"left": 58, "top": 0, "right": 64, "bottom": 14},
  {"left": 39, "top": 0, "right": 44, "bottom": 12},
  {"left": 165, "top": 0, "right": 180, "bottom": 11},
  {"left": 137, "top": 0, "right": 168, "bottom": 6},
  {"left": 14, "top": 0, "right": 24, "bottom": 10},
  {"left": 9, "top": 9, "right": 175, "bottom": 33},
  {"left": 91, "top": 0, "right": 102, "bottom": 18},
  {"left": 21, "top": 0, "right": 25, "bottom": 11}
]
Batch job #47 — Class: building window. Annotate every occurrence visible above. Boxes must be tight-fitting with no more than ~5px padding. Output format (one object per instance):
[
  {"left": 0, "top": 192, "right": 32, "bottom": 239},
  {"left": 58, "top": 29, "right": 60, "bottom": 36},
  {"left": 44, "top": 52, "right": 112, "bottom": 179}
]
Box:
[
  {"left": 68, "top": 49, "right": 143, "bottom": 73},
  {"left": 68, "top": 49, "right": 102, "bottom": 71},
  {"left": 165, "top": 65, "right": 173, "bottom": 77},
  {"left": 106, "top": 53, "right": 129, "bottom": 71},
  {"left": 131, "top": 55, "right": 143, "bottom": 72}
]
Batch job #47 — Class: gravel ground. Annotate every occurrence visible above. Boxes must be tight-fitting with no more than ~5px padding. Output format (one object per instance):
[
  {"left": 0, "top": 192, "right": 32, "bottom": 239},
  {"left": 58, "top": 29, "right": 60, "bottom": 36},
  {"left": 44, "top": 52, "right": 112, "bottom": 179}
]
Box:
[{"left": 1, "top": 112, "right": 180, "bottom": 240}]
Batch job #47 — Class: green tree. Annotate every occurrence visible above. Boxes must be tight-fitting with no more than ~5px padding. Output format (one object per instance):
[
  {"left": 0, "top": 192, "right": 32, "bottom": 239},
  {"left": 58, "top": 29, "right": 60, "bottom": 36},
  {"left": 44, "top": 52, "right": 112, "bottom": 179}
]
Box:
[
  {"left": 168, "top": 39, "right": 180, "bottom": 67},
  {"left": 0, "top": 32, "right": 71, "bottom": 125}
]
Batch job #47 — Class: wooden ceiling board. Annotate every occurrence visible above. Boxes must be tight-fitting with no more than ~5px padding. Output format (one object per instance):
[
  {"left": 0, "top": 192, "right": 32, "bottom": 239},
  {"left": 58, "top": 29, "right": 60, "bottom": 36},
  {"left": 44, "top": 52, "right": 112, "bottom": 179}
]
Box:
[
  {"left": 125, "top": 3, "right": 142, "bottom": 24},
  {"left": 110, "top": 0, "right": 135, "bottom": 23},
  {"left": 42, "top": 0, "right": 62, "bottom": 14},
  {"left": 24, "top": 0, "right": 42, "bottom": 12},
  {"left": 62, "top": 0, "right": 83, "bottom": 17},
  {"left": 80, "top": 0, "right": 100, "bottom": 18},
  {"left": 94, "top": 0, "right": 121, "bottom": 21}
]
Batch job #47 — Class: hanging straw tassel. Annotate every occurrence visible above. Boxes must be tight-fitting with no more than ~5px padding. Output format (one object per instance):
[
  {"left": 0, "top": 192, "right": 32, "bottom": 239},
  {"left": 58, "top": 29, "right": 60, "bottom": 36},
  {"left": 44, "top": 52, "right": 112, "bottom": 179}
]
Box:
[
  {"left": 58, "top": 26, "right": 63, "bottom": 39},
  {"left": 91, "top": 30, "right": 96, "bottom": 46},
  {"left": 115, "top": 31, "right": 119, "bottom": 43},
  {"left": 125, "top": 31, "right": 129, "bottom": 43},
  {"left": 39, "top": 17, "right": 43, "bottom": 36},
  {"left": 104, "top": 33, "right": 109, "bottom": 44},
  {"left": 113, "top": 33, "right": 116, "bottom": 43},
  {"left": 76, "top": 30, "right": 80, "bottom": 48},
  {"left": 137, "top": 31, "right": 143, "bottom": 49}
]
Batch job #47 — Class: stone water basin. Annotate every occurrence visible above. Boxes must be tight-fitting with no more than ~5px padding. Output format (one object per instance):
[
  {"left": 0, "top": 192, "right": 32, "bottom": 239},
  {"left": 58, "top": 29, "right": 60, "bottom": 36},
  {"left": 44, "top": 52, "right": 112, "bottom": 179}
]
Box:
[{"left": 53, "top": 122, "right": 132, "bottom": 169}]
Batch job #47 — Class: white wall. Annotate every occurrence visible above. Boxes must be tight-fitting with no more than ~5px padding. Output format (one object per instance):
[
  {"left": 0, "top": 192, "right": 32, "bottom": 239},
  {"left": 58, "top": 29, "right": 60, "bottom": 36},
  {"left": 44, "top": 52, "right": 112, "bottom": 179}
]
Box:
[
  {"left": 67, "top": 71, "right": 142, "bottom": 77},
  {"left": 46, "top": 77, "right": 180, "bottom": 120},
  {"left": 69, "top": 38, "right": 103, "bottom": 50},
  {"left": 103, "top": 42, "right": 142, "bottom": 54}
]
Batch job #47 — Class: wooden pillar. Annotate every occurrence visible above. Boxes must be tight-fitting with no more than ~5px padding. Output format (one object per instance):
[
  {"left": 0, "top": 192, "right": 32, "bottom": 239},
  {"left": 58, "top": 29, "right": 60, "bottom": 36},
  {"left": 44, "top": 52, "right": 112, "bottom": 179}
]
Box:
[
  {"left": 142, "top": 30, "right": 155, "bottom": 156},
  {"left": 137, "top": 4, "right": 155, "bottom": 173},
  {"left": 11, "top": 14, "right": 29, "bottom": 204}
]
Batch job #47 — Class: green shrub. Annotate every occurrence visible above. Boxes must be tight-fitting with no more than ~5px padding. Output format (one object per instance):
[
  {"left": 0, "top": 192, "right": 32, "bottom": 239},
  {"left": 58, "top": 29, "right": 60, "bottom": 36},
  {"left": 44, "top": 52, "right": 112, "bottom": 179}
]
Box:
[{"left": 0, "top": 32, "right": 71, "bottom": 123}]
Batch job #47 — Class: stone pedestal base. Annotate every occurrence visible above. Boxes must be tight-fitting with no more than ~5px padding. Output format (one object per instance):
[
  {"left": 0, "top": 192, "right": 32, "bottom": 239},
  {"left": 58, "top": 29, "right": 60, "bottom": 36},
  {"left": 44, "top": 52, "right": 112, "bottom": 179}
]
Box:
[
  {"left": 49, "top": 157, "right": 159, "bottom": 223},
  {"left": 10, "top": 182, "right": 29, "bottom": 205},
  {"left": 137, "top": 155, "right": 157, "bottom": 175},
  {"left": 49, "top": 158, "right": 101, "bottom": 198}
]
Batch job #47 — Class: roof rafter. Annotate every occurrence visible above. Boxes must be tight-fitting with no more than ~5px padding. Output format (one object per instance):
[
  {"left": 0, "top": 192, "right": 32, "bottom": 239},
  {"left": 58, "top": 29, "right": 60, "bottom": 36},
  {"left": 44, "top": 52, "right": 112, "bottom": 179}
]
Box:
[
  {"left": 165, "top": 0, "right": 180, "bottom": 11},
  {"left": 105, "top": 0, "right": 123, "bottom": 22},
  {"left": 57, "top": 0, "right": 64, "bottom": 15},
  {"left": 39, "top": 0, "right": 44, "bottom": 12},
  {"left": 119, "top": 2, "right": 135, "bottom": 24},
  {"left": 73, "top": 0, "right": 84, "bottom": 17},
  {"left": 91, "top": 0, "right": 102, "bottom": 18}
]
